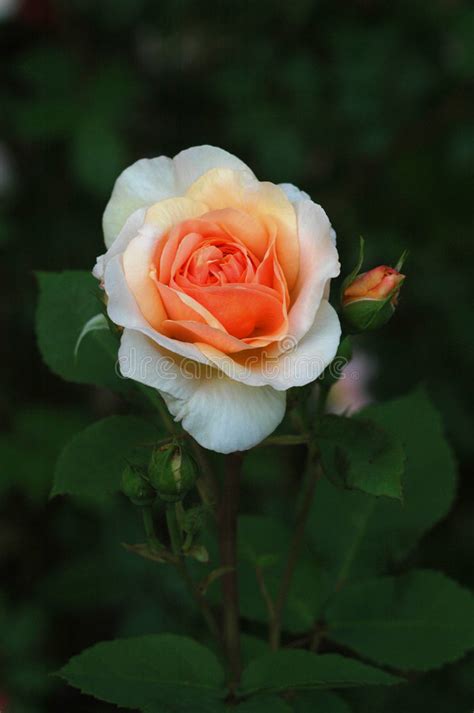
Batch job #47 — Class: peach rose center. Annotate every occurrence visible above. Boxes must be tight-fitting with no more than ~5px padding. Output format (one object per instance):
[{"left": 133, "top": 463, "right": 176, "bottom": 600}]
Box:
[{"left": 146, "top": 213, "right": 289, "bottom": 345}]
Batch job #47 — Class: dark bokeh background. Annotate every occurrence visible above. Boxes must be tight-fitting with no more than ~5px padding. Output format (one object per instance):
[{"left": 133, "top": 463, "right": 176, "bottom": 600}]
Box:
[{"left": 0, "top": 1, "right": 473, "bottom": 711}]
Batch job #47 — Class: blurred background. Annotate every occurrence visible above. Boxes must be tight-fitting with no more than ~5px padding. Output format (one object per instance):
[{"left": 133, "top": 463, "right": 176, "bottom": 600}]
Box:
[{"left": 0, "top": 0, "right": 473, "bottom": 711}]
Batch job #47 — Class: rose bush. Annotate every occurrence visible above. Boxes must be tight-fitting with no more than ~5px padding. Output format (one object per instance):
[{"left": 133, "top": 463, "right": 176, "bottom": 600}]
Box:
[{"left": 93, "top": 145, "right": 341, "bottom": 452}]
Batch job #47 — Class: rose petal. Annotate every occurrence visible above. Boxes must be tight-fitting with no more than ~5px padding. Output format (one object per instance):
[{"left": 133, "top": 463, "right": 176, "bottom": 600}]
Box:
[
  {"left": 286, "top": 199, "right": 340, "bottom": 343},
  {"left": 93, "top": 207, "right": 146, "bottom": 281},
  {"left": 186, "top": 168, "right": 299, "bottom": 290},
  {"left": 103, "top": 157, "right": 177, "bottom": 249},
  {"left": 161, "top": 320, "right": 251, "bottom": 353},
  {"left": 118, "top": 329, "right": 286, "bottom": 453},
  {"left": 198, "top": 300, "right": 341, "bottom": 390},
  {"left": 173, "top": 145, "right": 254, "bottom": 193},
  {"left": 102, "top": 146, "right": 252, "bottom": 249},
  {"left": 103, "top": 254, "right": 212, "bottom": 366},
  {"left": 183, "top": 283, "right": 286, "bottom": 340},
  {"left": 279, "top": 182, "right": 311, "bottom": 203},
  {"left": 122, "top": 197, "right": 208, "bottom": 329}
]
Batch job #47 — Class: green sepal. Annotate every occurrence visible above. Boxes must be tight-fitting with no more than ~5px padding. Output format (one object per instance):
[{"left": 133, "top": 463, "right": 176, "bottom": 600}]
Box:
[
  {"left": 342, "top": 276, "right": 405, "bottom": 333},
  {"left": 340, "top": 236, "right": 365, "bottom": 301},
  {"left": 148, "top": 442, "right": 197, "bottom": 503},
  {"left": 121, "top": 464, "right": 156, "bottom": 507}
]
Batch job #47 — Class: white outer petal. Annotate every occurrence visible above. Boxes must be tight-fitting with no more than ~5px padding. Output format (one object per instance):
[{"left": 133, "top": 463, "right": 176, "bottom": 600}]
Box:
[
  {"left": 279, "top": 182, "right": 337, "bottom": 247},
  {"left": 102, "top": 145, "right": 254, "bottom": 249},
  {"left": 287, "top": 199, "right": 340, "bottom": 343},
  {"left": 279, "top": 182, "right": 311, "bottom": 203},
  {"left": 118, "top": 329, "right": 286, "bottom": 453},
  {"left": 103, "top": 158, "right": 177, "bottom": 249},
  {"left": 173, "top": 145, "right": 254, "bottom": 193},
  {"left": 93, "top": 207, "right": 147, "bottom": 281},
  {"left": 269, "top": 300, "right": 341, "bottom": 389}
]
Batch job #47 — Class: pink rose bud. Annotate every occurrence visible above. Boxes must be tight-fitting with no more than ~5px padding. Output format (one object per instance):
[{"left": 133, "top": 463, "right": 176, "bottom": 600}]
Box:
[
  {"left": 341, "top": 239, "right": 407, "bottom": 332},
  {"left": 343, "top": 265, "right": 405, "bottom": 305}
]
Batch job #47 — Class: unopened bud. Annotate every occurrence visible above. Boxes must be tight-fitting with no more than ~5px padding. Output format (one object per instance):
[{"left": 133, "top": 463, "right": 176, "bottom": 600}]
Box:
[
  {"left": 148, "top": 442, "right": 197, "bottom": 503},
  {"left": 121, "top": 464, "right": 155, "bottom": 506},
  {"left": 341, "top": 239, "right": 407, "bottom": 332}
]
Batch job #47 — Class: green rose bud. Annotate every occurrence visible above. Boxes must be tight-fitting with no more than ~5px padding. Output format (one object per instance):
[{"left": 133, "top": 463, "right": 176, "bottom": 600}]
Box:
[
  {"left": 148, "top": 442, "right": 197, "bottom": 503},
  {"left": 121, "top": 464, "right": 155, "bottom": 506}
]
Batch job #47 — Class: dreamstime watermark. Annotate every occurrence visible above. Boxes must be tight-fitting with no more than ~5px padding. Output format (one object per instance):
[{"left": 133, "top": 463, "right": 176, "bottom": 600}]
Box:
[{"left": 114, "top": 338, "right": 358, "bottom": 384}]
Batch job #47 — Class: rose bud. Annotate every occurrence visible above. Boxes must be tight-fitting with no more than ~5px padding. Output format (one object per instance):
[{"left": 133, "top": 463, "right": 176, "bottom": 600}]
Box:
[
  {"left": 148, "top": 442, "right": 197, "bottom": 503},
  {"left": 341, "top": 239, "right": 407, "bottom": 332},
  {"left": 121, "top": 464, "right": 156, "bottom": 506}
]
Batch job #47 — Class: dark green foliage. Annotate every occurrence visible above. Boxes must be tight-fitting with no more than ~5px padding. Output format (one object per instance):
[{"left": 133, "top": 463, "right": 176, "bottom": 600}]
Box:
[
  {"left": 36, "top": 271, "right": 124, "bottom": 390},
  {"left": 52, "top": 415, "right": 161, "bottom": 502},
  {"left": 317, "top": 414, "right": 405, "bottom": 499},
  {"left": 240, "top": 651, "right": 402, "bottom": 694},
  {"left": 57, "top": 634, "right": 225, "bottom": 709},
  {"left": 326, "top": 570, "right": 474, "bottom": 670},
  {"left": 308, "top": 388, "right": 457, "bottom": 584}
]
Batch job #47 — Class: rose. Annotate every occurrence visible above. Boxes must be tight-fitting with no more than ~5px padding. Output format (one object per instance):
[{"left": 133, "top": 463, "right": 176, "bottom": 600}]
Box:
[
  {"left": 342, "top": 265, "right": 405, "bottom": 332},
  {"left": 93, "top": 145, "right": 341, "bottom": 453}
]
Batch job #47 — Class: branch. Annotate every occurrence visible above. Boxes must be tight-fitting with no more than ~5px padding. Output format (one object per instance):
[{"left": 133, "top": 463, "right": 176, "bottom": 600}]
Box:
[
  {"left": 270, "top": 451, "right": 322, "bottom": 650},
  {"left": 218, "top": 452, "right": 242, "bottom": 688}
]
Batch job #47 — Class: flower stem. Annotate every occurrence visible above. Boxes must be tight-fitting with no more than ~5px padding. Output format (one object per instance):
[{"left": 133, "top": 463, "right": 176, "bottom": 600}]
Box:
[
  {"left": 141, "top": 507, "right": 164, "bottom": 551},
  {"left": 218, "top": 452, "right": 242, "bottom": 688},
  {"left": 270, "top": 448, "right": 321, "bottom": 650},
  {"left": 190, "top": 439, "right": 220, "bottom": 513},
  {"left": 164, "top": 504, "right": 221, "bottom": 642},
  {"left": 175, "top": 558, "right": 221, "bottom": 643},
  {"left": 166, "top": 503, "right": 182, "bottom": 555}
]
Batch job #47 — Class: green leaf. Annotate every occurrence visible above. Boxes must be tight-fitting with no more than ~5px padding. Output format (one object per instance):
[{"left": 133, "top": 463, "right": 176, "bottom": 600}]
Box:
[
  {"left": 317, "top": 414, "right": 405, "bottom": 499},
  {"left": 0, "top": 406, "right": 88, "bottom": 502},
  {"left": 57, "top": 634, "right": 225, "bottom": 709},
  {"left": 326, "top": 570, "right": 474, "bottom": 670},
  {"left": 293, "top": 691, "right": 353, "bottom": 713},
  {"left": 52, "top": 415, "right": 160, "bottom": 501},
  {"left": 240, "top": 635, "right": 271, "bottom": 666},
  {"left": 240, "top": 651, "right": 402, "bottom": 695},
  {"left": 36, "top": 271, "right": 124, "bottom": 390},
  {"left": 308, "top": 388, "right": 457, "bottom": 584},
  {"left": 234, "top": 695, "right": 293, "bottom": 712},
  {"left": 144, "top": 697, "right": 227, "bottom": 713}
]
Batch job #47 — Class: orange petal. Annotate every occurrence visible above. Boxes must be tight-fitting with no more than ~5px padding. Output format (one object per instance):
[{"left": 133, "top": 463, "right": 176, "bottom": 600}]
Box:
[
  {"left": 161, "top": 320, "right": 250, "bottom": 353},
  {"left": 182, "top": 283, "right": 286, "bottom": 340},
  {"left": 203, "top": 207, "right": 269, "bottom": 261},
  {"left": 186, "top": 169, "right": 299, "bottom": 289},
  {"left": 154, "top": 280, "right": 225, "bottom": 331},
  {"left": 122, "top": 236, "right": 167, "bottom": 330}
]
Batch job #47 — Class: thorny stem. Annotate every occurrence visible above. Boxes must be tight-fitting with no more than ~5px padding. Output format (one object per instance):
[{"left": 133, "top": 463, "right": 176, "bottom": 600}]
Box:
[{"left": 218, "top": 452, "right": 242, "bottom": 689}]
